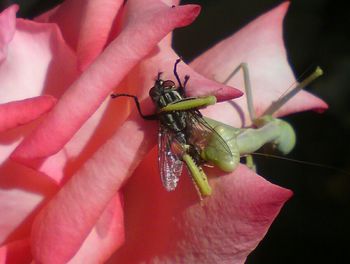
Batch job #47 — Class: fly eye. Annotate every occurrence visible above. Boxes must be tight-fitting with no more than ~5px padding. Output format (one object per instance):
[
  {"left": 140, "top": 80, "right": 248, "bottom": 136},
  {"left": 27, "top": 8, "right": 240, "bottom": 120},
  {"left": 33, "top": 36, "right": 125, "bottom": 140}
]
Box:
[
  {"left": 163, "top": 80, "right": 175, "bottom": 88},
  {"left": 149, "top": 87, "right": 157, "bottom": 97}
]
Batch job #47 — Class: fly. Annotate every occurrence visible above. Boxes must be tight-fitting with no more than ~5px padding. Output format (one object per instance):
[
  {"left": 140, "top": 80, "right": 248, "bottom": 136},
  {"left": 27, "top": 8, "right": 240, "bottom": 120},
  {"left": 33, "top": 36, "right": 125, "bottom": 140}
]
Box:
[{"left": 111, "top": 59, "right": 233, "bottom": 197}]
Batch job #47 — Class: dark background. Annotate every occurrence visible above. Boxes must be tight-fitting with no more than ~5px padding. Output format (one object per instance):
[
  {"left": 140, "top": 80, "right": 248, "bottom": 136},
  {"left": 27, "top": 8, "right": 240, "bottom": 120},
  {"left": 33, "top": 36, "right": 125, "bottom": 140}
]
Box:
[{"left": 2, "top": 0, "right": 349, "bottom": 263}]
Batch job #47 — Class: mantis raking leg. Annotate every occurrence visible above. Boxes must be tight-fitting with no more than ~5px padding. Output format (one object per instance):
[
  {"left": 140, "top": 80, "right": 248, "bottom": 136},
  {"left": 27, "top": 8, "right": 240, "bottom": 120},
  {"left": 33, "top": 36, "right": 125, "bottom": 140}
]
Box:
[
  {"left": 159, "top": 96, "right": 217, "bottom": 113},
  {"left": 223, "top": 62, "right": 256, "bottom": 122},
  {"left": 222, "top": 63, "right": 259, "bottom": 169},
  {"left": 110, "top": 93, "right": 157, "bottom": 120},
  {"left": 182, "top": 153, "right": 212, "bottom": 197}
]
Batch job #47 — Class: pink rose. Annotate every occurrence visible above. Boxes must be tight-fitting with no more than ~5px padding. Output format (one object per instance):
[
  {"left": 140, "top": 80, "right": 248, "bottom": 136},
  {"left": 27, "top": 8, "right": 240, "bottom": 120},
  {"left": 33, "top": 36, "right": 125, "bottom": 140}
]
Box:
[{"left": 0, "top": 1, "right": 327, "bottom": 263}]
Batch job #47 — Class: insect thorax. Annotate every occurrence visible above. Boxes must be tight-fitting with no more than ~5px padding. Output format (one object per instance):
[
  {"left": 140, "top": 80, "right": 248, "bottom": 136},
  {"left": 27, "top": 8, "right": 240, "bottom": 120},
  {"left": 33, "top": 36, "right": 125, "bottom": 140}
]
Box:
[{"left": 149, "top": 80, "right": 186, "bottom": 129}]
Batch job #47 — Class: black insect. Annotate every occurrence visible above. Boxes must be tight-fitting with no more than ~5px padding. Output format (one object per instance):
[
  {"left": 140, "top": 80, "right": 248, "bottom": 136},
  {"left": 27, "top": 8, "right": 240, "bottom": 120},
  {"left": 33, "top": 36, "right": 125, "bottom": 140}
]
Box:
[{"left": 111, "top": 59, "right": 232, "bottom": 196}]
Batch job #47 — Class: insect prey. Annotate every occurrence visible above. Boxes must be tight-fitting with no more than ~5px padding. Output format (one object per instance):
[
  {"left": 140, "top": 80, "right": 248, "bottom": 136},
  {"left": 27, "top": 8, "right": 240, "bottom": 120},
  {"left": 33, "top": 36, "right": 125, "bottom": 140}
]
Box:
[{"left": 111, "top": 59, "right": 233, "bottom": 197}]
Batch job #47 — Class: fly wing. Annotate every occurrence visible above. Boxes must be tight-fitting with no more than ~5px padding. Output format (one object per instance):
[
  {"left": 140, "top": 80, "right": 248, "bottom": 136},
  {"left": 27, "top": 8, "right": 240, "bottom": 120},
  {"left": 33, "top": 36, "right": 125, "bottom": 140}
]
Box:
[
  {"left": 186, "top": 110, "right": 233, "bottom": 160},
  {"left": 158, "top": 125, "right": 184, "bottom": 191}
]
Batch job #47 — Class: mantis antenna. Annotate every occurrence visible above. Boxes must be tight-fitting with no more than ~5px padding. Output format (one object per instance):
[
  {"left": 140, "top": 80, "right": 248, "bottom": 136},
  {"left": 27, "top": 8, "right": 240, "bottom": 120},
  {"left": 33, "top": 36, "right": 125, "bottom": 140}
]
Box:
[
  {"left": 222, "top": 63, "right": 323, "bottom": 121},
  {"left": 263, "top": 67, "right": 323, "bottom": 116}
]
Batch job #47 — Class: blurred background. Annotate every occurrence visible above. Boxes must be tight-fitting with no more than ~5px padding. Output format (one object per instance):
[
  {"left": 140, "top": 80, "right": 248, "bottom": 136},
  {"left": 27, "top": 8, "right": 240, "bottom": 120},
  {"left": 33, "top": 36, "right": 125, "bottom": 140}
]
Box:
[{"left": 1, "top": 0, "right": 349, "bottom": 263}]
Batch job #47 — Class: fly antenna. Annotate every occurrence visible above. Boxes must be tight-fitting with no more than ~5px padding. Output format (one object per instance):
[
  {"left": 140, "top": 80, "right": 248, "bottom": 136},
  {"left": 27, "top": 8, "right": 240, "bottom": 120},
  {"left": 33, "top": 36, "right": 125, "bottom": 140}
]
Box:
[
  {"left": 156, "top": 72, "right": 163, "bottom": 81},
  {"left": 263, "top": 66, "right": 324, "bottom": 116}
]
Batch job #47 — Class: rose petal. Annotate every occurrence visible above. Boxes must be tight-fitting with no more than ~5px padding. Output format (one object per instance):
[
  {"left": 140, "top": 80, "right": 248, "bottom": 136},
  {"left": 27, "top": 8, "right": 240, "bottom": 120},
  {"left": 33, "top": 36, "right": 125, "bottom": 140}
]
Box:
[
  {"left": 191, "top": 2, "right": 327, "bottom": 127},
  {"left": 76, "top": 0, "right": 124, "bottom": 70},
  {"left": 36, "top": 0, "right": 124, "bottom": 70},
  {"left": 0, "top": 239, "right": 31, "bottom": 263},
  {"left": 12, "top": 1, "right": 201, "bottom": 161},
  {"left": 31, "top": 115, "right": 157, "bottom": 263},
  {"left": 0, "top": 160, "right": 57, "bottom": 244},
  {"left": 0, "top": 5, "right": 17, "bottom": 62},
  {"left": 0, "top": 189, "right": 42, "bottom": 244},
  {"left": 0, "top": 13, "right": 77, "bottom": 165},
  {"left": 0, "top": 18, "right": 77, "bottom": 103},
  {"left": 0, "top": 95, "right": 56, "bottom": 133},
  {"left": 108, "top": 149, "right": 292, "bottom": 263},
  {"left": 67, "top": 194, "right": 124, "bottom": 264}
]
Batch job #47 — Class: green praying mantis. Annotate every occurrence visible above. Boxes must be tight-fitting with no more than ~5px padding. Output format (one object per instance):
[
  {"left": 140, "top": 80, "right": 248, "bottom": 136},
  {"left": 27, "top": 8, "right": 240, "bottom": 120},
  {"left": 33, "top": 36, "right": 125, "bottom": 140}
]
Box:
[{"left": 111, "top": 60, "right": 323, "bottom": 197}]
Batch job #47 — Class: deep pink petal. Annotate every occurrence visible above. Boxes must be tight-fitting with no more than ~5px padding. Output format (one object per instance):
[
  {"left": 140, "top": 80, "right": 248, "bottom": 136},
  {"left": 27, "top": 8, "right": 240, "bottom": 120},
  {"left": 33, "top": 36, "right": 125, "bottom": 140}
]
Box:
[
  {"left": 0, "top": 95, "right": 56, "bottom": 132},
  {"left": 31, "top": 115, "right": 157, "bottom": 263},
  {"left": 191, "top": 2, "right": 327, "bottom": 127},
  {"left": 0, "top": 5, "right": 17, "bottom": 62},
  {"left": 76, "top": 0, "right": 123, "bottom": 70},
  {"left": 12, "top": 1, "right": 201, "bottom": 161},
  {"left": 108, "top": 149, "right": 292, "bottom": 263},
  {"left": 0, "top": 239, "right": 31, "bottom": 263}
]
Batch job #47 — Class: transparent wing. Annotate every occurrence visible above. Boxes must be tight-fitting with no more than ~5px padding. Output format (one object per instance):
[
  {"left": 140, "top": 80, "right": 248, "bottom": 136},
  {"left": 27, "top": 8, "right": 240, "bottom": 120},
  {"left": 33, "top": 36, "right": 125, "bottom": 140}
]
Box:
[
  {"left": 186, "top": 110, "right": 233, "bottom": 160},
  {"left": 158, "top": 125, "right": 184, "bottom": 191}
]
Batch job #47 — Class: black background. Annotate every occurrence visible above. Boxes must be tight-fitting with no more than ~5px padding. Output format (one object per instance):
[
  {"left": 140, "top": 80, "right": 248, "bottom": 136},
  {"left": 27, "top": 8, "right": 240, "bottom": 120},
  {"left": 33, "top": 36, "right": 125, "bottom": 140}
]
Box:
[{"left": 1, "top": 0, "right": 349, "bottom": 263}]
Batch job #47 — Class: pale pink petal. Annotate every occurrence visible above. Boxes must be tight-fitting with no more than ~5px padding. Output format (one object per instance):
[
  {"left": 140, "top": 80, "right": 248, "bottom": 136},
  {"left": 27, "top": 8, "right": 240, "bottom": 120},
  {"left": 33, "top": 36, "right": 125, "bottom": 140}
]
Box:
[
  {"left": 36, "top": 0, "right": 124, "bottom": 70},
  {"left": 0, "top": 15, "right": 77, "bottom": 165},
  {"left": 0, "top": 189, "right": 41, "bottom": 244},
  {"left": 191, "top": 2, "right": 327, "bottom": 127},
  {"left": 0, "top": 160, "right": 56, "bottom": 244},
  {"left": 34, "top": 0, "right": 85, "bottom": 51},
  {"left": 0, "top": 239, "right": 31, "bottom": 263},
  {"left": 0, "top": 95, "right": 56, "bottom": 132},
  {"left": 0, "top": 5, "right": 17, "bottom": 61},
  {"left": 68, "top": 194, "right": 124, "bottom": 264},
  {"left": 0, "top": 19, "right": 77, "bottom": 103},
  {"left": 12, "top": 1, "right": 201, "bottom": 161},
  {"left": 108, "top": 149, "right": 292, "bottom": 263},
  {"left": 31, "top": 115, "right": 157, "bottom": 263}
]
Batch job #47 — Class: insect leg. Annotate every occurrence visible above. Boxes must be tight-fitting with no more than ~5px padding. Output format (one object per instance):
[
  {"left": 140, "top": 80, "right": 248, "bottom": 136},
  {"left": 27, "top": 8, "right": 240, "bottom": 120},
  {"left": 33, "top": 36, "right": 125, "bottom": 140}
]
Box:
[
  {"left": 244, "top": 155, "right": 256, "bottom": 171},
  {"left": 223, "top": 62, "right": 256, "bottom": 122},
  {"left": 110, "top": 93, "right": 157, "bottom": 120},
  {"left": 183, "top": 75, "right": 190, "bottom": 94}
]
